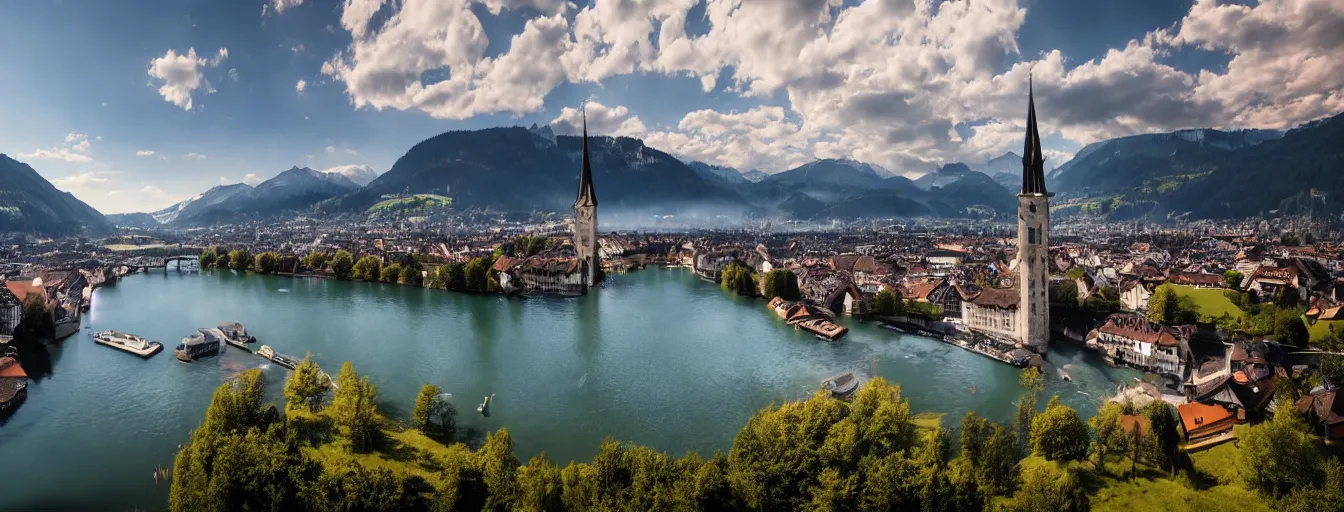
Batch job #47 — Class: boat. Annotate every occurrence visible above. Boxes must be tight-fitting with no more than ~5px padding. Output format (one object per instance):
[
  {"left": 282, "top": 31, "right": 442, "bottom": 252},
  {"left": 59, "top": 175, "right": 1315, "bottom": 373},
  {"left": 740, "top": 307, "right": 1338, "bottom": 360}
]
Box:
[
  {"left": 1058, "top": 367, "right": 1072, "bottom": 382},
  {"left": 93, "top": 330, "right": 162, "bottom": 358},
  {"left": 174, "top": 328, "right": 224, "bottom": 362},
  {"left": 217, "top": 321, "right": 256, "bottom": 351},
  {"left": 478, "top": 394, "right": 494, "bottom": 415},
  {"left": 822, "top": 371, "right": 861, "bottom": 399},
  {"left": 255, "top": 345, "right": 300, "bottom": 370}
]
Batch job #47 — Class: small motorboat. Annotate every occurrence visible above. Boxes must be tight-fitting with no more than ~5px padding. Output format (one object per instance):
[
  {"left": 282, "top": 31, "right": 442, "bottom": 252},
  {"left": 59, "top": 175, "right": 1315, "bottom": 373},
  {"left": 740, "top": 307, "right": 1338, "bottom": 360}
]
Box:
[
  {"left": 822, "top": 372, "right": 861, "bottom": 399},
  {"left": 478, "top": 394, "right": 495, "bottom": 415}
]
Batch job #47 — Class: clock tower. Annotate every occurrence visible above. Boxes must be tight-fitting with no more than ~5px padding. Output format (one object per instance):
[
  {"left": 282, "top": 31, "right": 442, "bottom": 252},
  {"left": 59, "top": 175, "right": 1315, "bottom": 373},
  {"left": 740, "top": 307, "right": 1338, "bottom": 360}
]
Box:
[
  {"left": 1018, "top": 77, "right": 1051, "bottom": 352},
  {"left": 574, "top": 111, "right": 599, "bottom": 289}
]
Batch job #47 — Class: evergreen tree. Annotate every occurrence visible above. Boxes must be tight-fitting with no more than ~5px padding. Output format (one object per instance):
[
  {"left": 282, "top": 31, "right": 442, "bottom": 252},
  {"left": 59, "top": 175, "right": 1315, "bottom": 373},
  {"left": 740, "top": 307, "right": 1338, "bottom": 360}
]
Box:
[
  {"left": 284, "top": 353, "right": 331, "bottom": 413},
  {"left": 412, "top": 384, "right": 456, "bottom": 441},
  {"left": 329, "top": 362, "right": 381, "bottom": 453},
  {"left": 1142, "top": 401, "right": 1180, "bottom": 474}
]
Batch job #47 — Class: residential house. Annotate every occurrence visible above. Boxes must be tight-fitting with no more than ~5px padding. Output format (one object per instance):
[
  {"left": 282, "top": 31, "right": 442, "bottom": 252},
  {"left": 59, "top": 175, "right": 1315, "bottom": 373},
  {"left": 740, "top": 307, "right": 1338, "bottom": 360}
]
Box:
[
  {"left": 1087, "top": 314, "right": 1191, "bottom": 377},
  {"left": 901, "top": 277, "right": 961, "bottom": 319},
  {"left": 493, "top": 256, "right": 585, "bottom": 295},
  {"left": 1296, "top": 387, "right": 1344, "bottom": 440},
  {"left": 1167, "top": 271, "right": 1225, "bottom": 289},
  {"left": 1247, "top": 266, "right": 1301, "bottom": 301},
  {"left": 1119, "top": 279, "right": 1153, "bottom": 312},
  {"left": 959, "top": 286, "right": 1018, "bottom": 343},
  {"left": 1177, "top": 402, "right": 1236, "bottom": 447}
]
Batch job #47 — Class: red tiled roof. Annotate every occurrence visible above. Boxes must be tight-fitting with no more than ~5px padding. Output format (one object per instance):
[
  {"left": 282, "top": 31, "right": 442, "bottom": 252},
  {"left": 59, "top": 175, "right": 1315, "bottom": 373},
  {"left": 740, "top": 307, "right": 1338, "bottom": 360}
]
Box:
[
  {"left": 968, "top": 286, "right": 1018, "bottom": 309},
  {"left": 1097, "top": 314, "right": 1187, "bottom": 346},
  {"left": 1178, "top": 402, "right": 1235, "bottom": 436},
  {"left": 3, "top": 280, "right": 47, "bottom": 303},
  {"left": 0, "top": 357, "right": 26, "bottom": 378}
]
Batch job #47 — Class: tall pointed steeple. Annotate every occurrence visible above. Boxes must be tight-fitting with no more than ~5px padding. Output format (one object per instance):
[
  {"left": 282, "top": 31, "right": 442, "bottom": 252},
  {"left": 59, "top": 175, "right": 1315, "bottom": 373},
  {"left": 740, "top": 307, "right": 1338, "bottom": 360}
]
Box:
[
  {"left": 1021, "top": 75, "right": 1047, "bottom": 195},
  {"left": 574, "top": 108, "right": 599, "bottom": 208}
]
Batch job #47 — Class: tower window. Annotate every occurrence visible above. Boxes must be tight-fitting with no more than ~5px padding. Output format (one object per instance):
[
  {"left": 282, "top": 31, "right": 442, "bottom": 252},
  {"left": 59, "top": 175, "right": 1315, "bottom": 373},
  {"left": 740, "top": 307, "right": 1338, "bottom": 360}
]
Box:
[{"left": 1027, "top": 227, "right": 1038, "bottom": 244}]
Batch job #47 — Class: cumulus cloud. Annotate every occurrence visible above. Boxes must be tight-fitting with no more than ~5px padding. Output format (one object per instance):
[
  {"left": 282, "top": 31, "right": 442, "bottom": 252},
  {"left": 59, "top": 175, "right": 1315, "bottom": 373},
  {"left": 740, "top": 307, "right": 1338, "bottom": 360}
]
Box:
[
  {"left": 148, "top": 47, "right": 228, "bottom": 110},
  {"left": 296, "top": 79, "right": 308, "bottom": 94},
  {"left": 184, "top": 152, "right": 206, "bottom": 160},
  {"left": 263, "top": 0, "right": 305, "bottom": 17},
  {"left": 317, "top": 0, "right": 1344, "bottom": 174},
  {"left": 242, "top": 173, "right": 265, "bottom": 186},
  {"left": 19, "top": 132, "right": 95, "bottom": 163},
  {"left": 135, "top": 150, "right": 156, "bottom": 157},
  {"left": 549, "top": 101, "right": 647, "bottom": 137}
]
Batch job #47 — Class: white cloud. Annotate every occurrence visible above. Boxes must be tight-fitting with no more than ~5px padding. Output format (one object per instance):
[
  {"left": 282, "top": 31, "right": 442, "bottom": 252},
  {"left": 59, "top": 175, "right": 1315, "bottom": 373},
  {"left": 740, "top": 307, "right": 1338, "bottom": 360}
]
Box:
[
  {"left": 318, "top": 0, "right": 1344, "bottom": 172},
  {"left": 324, "top": 145, "right": 358, "bottom": 155},
  {"left": 263, "top": 0, "right": 305, "bottom": 17},
  {"left": 50, "top": 172, "right": 110, "bottom": 188},
  {"left": 228, "top": 68, "right": 240, "bottom": 82},
  {"left": 296, "top": 79, "right": 308, "bottom": 94},
  {"left": 19, "top": 132, "right": 94, "bottom": 163},
  {"left": 183, "top": 152, "right": 206, "bottom": 160},
  {"left": 549, "top": 101, "right": 646, "bottom": 137},
  {"left": 242, "top": 173, "right": 264, "bottom": 186},
  {"left": 135, "top": 150, "right": 157, "bottom": 157},
  {"left": 147, "top": 47, "right": 228, "bottom": 110}
]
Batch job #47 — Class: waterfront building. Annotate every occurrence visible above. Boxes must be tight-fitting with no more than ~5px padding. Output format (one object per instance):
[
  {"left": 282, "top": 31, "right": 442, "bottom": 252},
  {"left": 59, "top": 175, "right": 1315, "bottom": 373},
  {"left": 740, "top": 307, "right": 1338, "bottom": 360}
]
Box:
[
  {"left": 1087, "top": 313, "right": 1192, "bottom": 377},
  {"left": 960, "top": 286, "right": 1019, "bottom": 342},
  {"left": 573, "top": 113, "right": 599, "bottom": 290},
  {"left": 493, "top": 256, "right": 585, "bottom": 295},
  {"left": 1017, "top": 77, "right": 1052, "bottom": 353}
]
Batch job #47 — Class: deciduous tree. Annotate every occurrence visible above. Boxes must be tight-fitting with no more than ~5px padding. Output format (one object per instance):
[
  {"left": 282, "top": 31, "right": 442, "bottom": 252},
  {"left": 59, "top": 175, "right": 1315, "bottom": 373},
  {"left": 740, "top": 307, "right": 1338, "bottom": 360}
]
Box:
[
  {"left": 1030, "top": 396, "right": 1090, "bottom": 462},
  {"left": 331, "top": 250, "right": 355, "bottom": 280}
]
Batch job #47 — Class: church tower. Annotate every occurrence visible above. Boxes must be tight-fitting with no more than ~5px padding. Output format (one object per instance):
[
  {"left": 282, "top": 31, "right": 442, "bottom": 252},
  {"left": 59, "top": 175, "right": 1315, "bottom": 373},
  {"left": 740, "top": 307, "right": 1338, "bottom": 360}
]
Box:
[
  {"left": 1018, "top": 77, "right": 1051, "bottom": 352},
  {"left": 574, "top": 111, "right": 599, "bottom": 289}
]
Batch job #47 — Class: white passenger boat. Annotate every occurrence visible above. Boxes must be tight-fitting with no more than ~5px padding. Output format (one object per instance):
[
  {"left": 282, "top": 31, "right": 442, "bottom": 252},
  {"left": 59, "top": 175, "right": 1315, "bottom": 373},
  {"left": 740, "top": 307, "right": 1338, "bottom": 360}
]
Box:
[{"left": 93, "top": 330, "right": 163, "bottom": 358}]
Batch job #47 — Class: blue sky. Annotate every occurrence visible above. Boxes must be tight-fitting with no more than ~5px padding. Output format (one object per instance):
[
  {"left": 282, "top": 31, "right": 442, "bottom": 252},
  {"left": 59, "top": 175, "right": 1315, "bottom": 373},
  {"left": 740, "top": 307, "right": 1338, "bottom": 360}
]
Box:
[{"left": 1, "top": 0, "right": 1340, "bottom": 214}]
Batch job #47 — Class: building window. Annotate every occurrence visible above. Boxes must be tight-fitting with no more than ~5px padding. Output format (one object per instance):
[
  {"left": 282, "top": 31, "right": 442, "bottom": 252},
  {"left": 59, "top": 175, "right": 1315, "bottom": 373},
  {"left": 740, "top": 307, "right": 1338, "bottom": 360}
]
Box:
[{"left": 1027, "top": 227, "right": 1038, "bottom": 244}]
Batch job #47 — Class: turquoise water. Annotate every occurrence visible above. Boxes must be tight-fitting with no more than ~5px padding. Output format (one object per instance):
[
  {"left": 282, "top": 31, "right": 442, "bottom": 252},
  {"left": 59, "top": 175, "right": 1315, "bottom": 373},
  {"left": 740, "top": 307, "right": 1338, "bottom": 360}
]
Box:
[{"left": 0, "top": 267, "right": 1136, "bottom": 510}]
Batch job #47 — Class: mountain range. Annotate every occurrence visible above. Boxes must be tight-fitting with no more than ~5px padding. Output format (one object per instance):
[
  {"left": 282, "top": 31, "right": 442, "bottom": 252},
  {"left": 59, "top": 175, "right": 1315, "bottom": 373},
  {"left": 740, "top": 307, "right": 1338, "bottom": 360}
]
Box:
[
  {"left": 0, "top": 154, "right": 111, "bottom": 235},
  {"left": 6, "top": 110, "right": 1344, "bottom": 233}
]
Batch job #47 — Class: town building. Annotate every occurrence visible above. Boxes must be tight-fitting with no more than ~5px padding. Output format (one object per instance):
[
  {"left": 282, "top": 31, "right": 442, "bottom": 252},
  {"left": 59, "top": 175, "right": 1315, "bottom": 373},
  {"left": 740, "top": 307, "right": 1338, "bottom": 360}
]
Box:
[
  {"left": 0, "top": 355, "right": 27, "bottom": 414},
  {"left": 1017, "top": 78, "right": 1051, "bottom": 353},
  {"left": 1087, "top": 314, "right": 1191, "bottom": 377},
  {"left": 573, "top": 113, "right": 599, "bottom": 291}
]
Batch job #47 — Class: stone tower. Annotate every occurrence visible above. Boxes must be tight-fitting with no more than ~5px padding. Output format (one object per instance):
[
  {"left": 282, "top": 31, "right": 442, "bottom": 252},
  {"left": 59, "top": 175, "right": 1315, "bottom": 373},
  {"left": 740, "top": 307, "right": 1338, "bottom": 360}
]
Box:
[
  {"left": 1018, "top": 77, "right": 1051, "bottom": 352},
  {"left": 574, "top": 111, "right": 599, "bottom": 289}
]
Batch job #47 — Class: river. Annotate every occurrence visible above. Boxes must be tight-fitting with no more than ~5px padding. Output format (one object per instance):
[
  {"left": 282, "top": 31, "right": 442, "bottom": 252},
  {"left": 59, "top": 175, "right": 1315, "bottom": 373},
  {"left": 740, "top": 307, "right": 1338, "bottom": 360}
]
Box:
[{"left": 0, "top": 267, "right": 1137, "bottom": 510}]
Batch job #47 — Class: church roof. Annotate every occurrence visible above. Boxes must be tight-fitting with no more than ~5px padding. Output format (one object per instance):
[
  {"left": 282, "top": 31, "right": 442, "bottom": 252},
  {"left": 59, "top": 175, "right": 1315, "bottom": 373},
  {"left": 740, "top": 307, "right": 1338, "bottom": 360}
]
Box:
[
  {"left": 1021, "top": 77, "right": 1047, "bottom": 195},
  {"left": 574, "top": 111, "right": 598, "bottom": 208}
]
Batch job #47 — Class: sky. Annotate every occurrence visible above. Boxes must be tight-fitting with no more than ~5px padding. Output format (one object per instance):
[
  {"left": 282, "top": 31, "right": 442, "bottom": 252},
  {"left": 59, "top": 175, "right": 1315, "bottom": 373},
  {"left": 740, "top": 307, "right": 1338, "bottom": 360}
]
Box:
[{"left": 1, "top": 0, "right": 1341, "bottom": 214}]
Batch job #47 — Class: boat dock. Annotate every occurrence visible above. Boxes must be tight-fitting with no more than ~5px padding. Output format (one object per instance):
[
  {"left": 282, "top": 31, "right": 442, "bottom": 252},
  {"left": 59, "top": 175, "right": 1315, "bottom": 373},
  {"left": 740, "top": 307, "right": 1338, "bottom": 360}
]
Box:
[{"left": 256, "top": 345, "right": 299, "bottom": 370}]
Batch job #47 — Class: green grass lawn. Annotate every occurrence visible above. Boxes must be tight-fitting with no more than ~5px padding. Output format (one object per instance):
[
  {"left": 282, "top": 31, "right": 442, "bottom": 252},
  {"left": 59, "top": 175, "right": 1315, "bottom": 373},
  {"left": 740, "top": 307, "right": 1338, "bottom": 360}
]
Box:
[
  {"left": 1189, "top": 442, "right": 1241, "bottom": 486},
  {"left": 295, "top": 407, "right": 471, "bottom": 488},
  {"left": 1308, "top": 319, "right": 1344, "bottom": 343},
  {"left": 1089, "top": 443, "right": 1271, "bottom": 511},
  {"left": 366, "top": 194, "right": 452, "bottom": 214},
  {"left": 1168, "top": 285, "right": 1245, "bottom": 322}
]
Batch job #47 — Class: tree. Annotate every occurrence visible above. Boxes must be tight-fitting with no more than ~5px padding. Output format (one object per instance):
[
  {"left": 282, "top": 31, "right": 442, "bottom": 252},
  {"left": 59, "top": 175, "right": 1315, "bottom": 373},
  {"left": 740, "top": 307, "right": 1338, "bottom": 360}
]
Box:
[
  {"left": 399, "top": 265, "right": 423, "bottom": 287},
  {"left": 1274, "top": 314, "right": 1309, "bottom": 348},
  {"left": 284, "top": 353, "right": 331, "bottom": 413},
  {"left": 445, "top": 262, "right": 467, "bottom": 291},
  {"left": 1015, "top": 367, "right": 1045, "bottom": 456},
  {"left": 1236, "top": 407, "right": 1323, "bottom": 498},
  {"left": 763, "top": 269, "right": 801, "bottom": 301},
  {"left": 302, "top": 251, "right": 329, "bottom": 271},
  {"left": 1223, "top": 270, "right": 1245, "bottom": 289},
  {"left": 381, "top": 263, "right": 403, "bottom": 283},
  {"left": 874, "top": 289, "right": 905, "bottom": 316},
  {"left": 465, "top": 256, "right": 491, "bottom": 291},
  {"left": 1051, "top": 280, "right": 1080, "bottom": 305},
  {"left": 1088, "top": 402, "right": 1129, "bottom": 471},
  {"left": 479, "top": 429, "right": 521, "bottom": 511},
  {"left": 1064, "top": 266, "right": 1085, "bottom": 281},
  {"left": 1030, "top": 396, "right": 1090, "bottom": 462},
  {"left": 331, "top": 250, "right": 355, "bottom": 280},
  {"left": 719, "top": 263, "right": 755, "bottom": 297},
  {"left": 199, "top": 247, "right": 218, "bottom": 268},
  {"left": 352, "top": 256, "right": 383, "bottom": 282},
  {"left": 228, "top": 248, "right": 252, "bottom": 271},
  {"left": 1142, "top": 401, "right": 1180, "bottom": 473},
  {"left": 412, "top": 384, "right": 456, "bottom": 441},
  {"left": 253, "top": 251, "right": 279, "bottom": 274},
  {"left": 1005, "top": 461, "right": 1089, "bottom": 512},
  {"left": 328, "top": 362, "right": 381, "bottom": 453}
]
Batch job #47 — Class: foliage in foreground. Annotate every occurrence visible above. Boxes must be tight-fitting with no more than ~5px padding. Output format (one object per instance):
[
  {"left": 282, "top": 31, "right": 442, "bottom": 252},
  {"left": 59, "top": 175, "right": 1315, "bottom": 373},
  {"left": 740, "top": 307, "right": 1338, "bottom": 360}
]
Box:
[{"left": 171, "top": 365, "right": 1341, "bottom": 512}]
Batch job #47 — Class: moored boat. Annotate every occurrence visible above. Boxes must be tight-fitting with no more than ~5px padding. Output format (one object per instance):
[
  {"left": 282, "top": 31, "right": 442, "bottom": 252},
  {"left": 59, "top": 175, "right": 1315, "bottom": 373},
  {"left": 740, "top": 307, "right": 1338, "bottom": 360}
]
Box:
[
  {"left": 255, "top": 345, "right": 300, "bottom": 370},
  {"left": 175, "top": 328, "right": 223, "bottom": 362},
  {"left": 93, "top": 330, "right": 162, "bottom": 358},
  {"left": 217, "top": 321, "right": 256, "bottom": 351},
  {"left": 822, "top": 371, "right": 861, "bottom": 399}
]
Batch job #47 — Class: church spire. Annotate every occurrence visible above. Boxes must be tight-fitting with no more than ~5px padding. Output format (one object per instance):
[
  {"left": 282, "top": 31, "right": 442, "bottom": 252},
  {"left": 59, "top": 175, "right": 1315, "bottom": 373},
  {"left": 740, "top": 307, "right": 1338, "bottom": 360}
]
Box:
[
  {"left": 575, "top": 106, "right": 598, "bottom": 208},
  {"left": 1021, "top": 75, "right": 1047, "bottom": 195}
]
